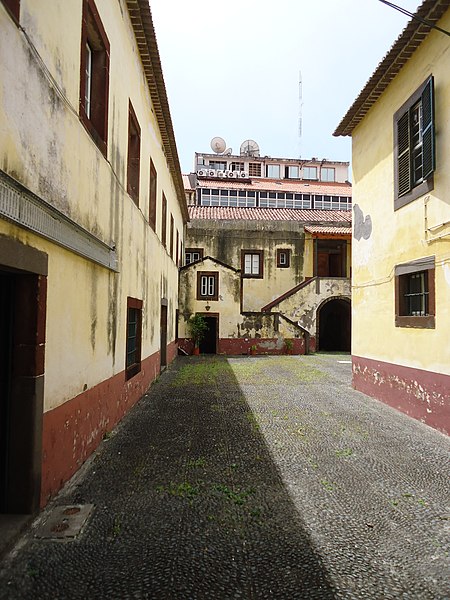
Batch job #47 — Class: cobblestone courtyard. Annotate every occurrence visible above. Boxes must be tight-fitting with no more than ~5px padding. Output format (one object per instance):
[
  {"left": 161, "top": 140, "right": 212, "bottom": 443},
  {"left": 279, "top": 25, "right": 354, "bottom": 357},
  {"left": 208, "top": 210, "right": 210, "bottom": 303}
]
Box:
[{"left": 0, "top": 354, "right": 449, "bottom": 599}]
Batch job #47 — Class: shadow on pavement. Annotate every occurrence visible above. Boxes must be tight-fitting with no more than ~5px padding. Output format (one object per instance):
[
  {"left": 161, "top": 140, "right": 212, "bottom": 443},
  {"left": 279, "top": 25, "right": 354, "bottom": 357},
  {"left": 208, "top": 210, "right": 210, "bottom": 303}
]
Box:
[{"left": 0, "top": 356, "right": 335, "bottom": 599}]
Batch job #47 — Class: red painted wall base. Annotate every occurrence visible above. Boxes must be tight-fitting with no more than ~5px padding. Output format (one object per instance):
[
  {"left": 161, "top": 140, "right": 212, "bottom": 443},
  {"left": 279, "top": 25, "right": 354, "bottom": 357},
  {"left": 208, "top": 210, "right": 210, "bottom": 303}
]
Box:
[
  {"left": 352, "top": 355, "right": 450, "bottom": 436},
  {"left": 40, "top": 342, "right": 177, "bottom": 507},
  {"left": 178, "top": 338, "right": 306, "bottom": 356}
]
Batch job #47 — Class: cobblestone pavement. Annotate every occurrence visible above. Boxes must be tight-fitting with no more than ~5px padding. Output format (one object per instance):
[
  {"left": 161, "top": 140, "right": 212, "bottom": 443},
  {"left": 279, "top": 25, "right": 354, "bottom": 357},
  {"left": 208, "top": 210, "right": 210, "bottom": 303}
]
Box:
[{"left": 1, "top": 354, "right": 449, "bottom": 599}]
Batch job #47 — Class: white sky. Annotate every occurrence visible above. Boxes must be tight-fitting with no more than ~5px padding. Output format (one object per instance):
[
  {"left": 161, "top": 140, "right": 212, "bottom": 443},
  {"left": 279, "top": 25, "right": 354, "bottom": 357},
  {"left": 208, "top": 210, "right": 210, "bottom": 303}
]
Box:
[{"left": 150, "top": 0, "right": 422, "bottom": 173}]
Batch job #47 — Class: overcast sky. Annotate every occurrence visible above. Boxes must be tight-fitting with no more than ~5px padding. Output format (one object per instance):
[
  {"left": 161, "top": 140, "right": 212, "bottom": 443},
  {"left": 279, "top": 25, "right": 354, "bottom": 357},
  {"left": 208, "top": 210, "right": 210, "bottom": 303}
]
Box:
[{"left": 151, "top": 0, "right": 422, "bottom": 173}]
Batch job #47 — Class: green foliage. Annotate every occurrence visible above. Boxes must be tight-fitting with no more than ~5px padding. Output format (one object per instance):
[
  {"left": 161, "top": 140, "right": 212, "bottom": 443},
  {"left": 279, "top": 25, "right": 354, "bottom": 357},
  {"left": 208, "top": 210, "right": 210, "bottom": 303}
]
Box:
[{"left": 187, "top": 314, "right": 208, "bottom": 347}]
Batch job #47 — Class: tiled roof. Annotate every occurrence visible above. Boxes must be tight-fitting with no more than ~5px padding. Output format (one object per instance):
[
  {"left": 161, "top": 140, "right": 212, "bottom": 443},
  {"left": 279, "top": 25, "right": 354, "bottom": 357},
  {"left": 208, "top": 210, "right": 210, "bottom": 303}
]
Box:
[
  {"left": 195, "top": 177, "right": 352, "bottom": 196},
  {"left": 188, "top": 206, "right": 352, "bottom": 223},
  {"left": 334, "top": 0, "right": 450, "bottom": 136},
  {"left": 126, "top": 1, "right": 188, "bottom": 222},
  {"left": 182, "top": 174, "right": 195, "bottom": 191},
  {"left": 304, "top": 226, "right": 352, "bottom": 235}
]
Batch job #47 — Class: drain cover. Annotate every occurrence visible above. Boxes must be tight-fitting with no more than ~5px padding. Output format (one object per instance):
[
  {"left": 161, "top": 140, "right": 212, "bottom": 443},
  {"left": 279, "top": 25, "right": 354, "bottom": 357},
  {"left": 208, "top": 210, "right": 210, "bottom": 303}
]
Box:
[{"left": 35, "top": 504, "right": 94, "bottom": 540}]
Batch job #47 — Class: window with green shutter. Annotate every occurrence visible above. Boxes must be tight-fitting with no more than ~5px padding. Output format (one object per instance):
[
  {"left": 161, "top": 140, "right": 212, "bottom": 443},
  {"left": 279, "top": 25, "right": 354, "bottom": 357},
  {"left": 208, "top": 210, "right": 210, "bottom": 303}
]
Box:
[{"left": 394, "top": 76, "right": 435, "bottom": 210}]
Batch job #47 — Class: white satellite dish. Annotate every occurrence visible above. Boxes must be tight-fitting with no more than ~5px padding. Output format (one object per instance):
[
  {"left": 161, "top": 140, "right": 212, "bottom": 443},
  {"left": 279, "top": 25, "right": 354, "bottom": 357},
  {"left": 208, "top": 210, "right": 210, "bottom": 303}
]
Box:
[
  {"left": 240, "top": 139, "right": 260, "bottom": 157},
  {"left": 210, "top": 137, "right": 226, "bottom": 154}
]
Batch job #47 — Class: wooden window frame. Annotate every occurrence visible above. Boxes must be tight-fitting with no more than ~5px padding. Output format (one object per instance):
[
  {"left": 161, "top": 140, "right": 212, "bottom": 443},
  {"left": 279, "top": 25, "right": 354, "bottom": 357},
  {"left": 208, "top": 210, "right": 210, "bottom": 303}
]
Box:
[
  {"left": 395, "top": 257, "right": 435, "bottom": 329},
  {"left": 126, "top": 297, "right": 143, "bottom": 380},
  {"left": 2, "top": 0, "right": 20, "bottom": 22},
  {"left": 276, "top": 248, "right": 291, "bottom": 268},
  {"left": 185, "top": 248, "right": 203, "bottom": 265},
  {"left": 241, "top": 250, "right": 264, "bottom": 279},
  {"left": 196, "top": 271, "right": 219, "bottom": 301},
  {"left": 127, "top": 101, "right": 141, "bottom": 205},
  {"left": 249, "top": 162, "right": 261, "bottom": 177},
  {"left": 161, "top": 193, "right": 167, "bottom": 248},
  {"left": 149, "top": 159, "right": 157, "bottom": 230},
  {"left": 79, "top": 0, "right": 110, "bottom": 156},
  {"left": 394, "top": 76, "right": 435, "bottom": 210},
  {"left": 169, "top": 214, "right": 174, "bottom": 260}
]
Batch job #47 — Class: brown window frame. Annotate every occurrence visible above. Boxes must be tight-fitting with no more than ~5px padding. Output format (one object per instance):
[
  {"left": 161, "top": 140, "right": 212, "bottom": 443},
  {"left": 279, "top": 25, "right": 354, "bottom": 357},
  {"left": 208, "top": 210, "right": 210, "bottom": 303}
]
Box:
[
  {"left": 127, "top": 101, "right": 141, "bottom": 205},
  {"left": 79, "top": 0, "right": 110, "bottom": 156},
  {"left": 395, "top": 256, "right": 435, "bottom": 329},
  {"left": 248, "top": 162, "right": 261, "bottom": 177},
  {"left": 169, "top": 214, "right": 174, "bottom": 260},
  {"left": 176, "top": 230, "right": 179, "bottom": 267},
  {"left": 2, "top": 0, "right": 20, "bottom": 22},
  {"left": 126, "top": 297, "right": 143, "bottom": 380},
  {"left": 241, "top": 250, "right": 264, "bottom": 279},
  {"left": 394, "top": 76, "right": 435, "bottom": 210},
  {"left": 185, "top": 248, "right": 203, "bottom": 265},
  {"left": 196, "top": 271, "right": 219, "bottom": 301},
  {"left": 276, "top": 248, "right": 291, "bottom": 268},
  {"left": 161, "top": 193, "right": 167, "bottom": 248},
  {"left": 149, "top": 159, "right": 157, "bottom": 230}
]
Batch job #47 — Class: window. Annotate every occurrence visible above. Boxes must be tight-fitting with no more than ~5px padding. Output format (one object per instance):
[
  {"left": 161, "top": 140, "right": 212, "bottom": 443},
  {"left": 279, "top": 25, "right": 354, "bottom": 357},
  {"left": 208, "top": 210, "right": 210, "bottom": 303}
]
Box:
[
  {"left": 395, "top": 256, "right": 435, "bottom": 329},
  {"left": 161, "top": 194, "right": 167, "bottom": 248},
  {"left": 249, "top": 163, "right": 262, "bottom": 177},
  {"left": 231, "top": 162, "right": 244, "bottom": 171},
  {"left": 169, "top": 214, "right": 174, "bottom": 260},
  {"left": 242, "top": 250, "right": 263, "bottom": 278},
  {"left": 200, "top": 188, "right": 256, "bottom": 208},
  {"left": 286, "top": 165, "right": 299, "bottom": 179},
  {"left": 266, "top": 164, "right": 280, "bottom": 178},
  {"left": 259, "top": 191, "right": 311, "bottom": 209},
  {"left": 127, "top": 102, "right": 141, "bottom": 204},
  {"left": 277, "top": 249, "right": 291, "bottom": 268},
  {"left": 176, "top": 230, "right": 179, "bottom": 266},
  {"left": 149, "top": 159, "right": 157, "bottom": 230},
  {"left": 79, "top": 0, "right": 110, "bottom": 155},
  {"left": 394, "top": 76, "right": 435, "bottom": 210},
  {"left": 209, "top": 160, "right": 227, "bottom": 171},
  {"left": 197, "top": 272, "right": 218, "bottom": 301},
  {"left": 185, "top": 248, "right": 203, "bottom": 265},
  {"left": 303, "top": 166, "right": 317, "bottom": 180},
  {"left": 2, "top": 0, "right": 20, "bottom": 22},
  {"left": 126, "top": 297, "right": 142, "bottom": 380},
  {"left": 321, "top": 167, "right": 335, "bottom": 182}
]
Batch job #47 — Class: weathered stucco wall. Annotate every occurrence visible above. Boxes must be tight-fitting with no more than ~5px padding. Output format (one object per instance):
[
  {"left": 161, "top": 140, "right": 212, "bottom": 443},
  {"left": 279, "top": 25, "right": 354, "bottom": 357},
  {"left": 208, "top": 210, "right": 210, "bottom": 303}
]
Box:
[
  {"left": 0, "top": 1, "right": 185, "bottom": 503},
  {"left": 350, "top": 10, "right": 450, "bottom": 432},
  {"left": 186, "top": 219, "right": 305, "bottom": 311},
  {"left": 351, "top": 10, "right": 450, "bottom": 377}
]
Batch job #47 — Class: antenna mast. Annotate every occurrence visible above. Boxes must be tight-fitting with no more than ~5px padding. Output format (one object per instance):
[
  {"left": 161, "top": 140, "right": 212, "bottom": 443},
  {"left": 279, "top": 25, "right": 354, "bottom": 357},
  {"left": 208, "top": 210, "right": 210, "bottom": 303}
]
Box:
[{"left": 298, "top": 70, "right": 303, "bottom": 158}]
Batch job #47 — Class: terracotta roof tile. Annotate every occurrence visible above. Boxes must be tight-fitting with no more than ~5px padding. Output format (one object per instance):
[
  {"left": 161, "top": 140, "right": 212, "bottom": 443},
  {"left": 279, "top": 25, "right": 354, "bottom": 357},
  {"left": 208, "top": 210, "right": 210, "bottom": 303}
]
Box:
[
  {"left": 195, "top": 177, "right": 352, "bottom": 196},
  {"left": 304, "top": 226, "right": 352, "bottom": 235},
  {"left": 188, "top": 206, "right": 352, "bottom": 223}
]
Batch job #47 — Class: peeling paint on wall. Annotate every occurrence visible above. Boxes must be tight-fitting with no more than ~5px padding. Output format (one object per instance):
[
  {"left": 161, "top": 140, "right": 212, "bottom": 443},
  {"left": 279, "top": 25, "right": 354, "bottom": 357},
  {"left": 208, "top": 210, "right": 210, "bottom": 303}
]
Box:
[{"left": 353, "top": 204, "right": 372, "bottom": 241}]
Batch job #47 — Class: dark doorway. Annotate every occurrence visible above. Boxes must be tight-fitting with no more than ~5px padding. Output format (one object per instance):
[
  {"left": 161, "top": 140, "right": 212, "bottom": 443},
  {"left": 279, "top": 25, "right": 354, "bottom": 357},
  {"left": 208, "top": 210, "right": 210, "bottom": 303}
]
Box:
[
  {"left": 0, "top": 273, "right": 14, "bottom": 513},
  {"left": 318, "top": 299, "right": 351, "bottom": 352},
  {"left": 160, "top": 302, "right": 168, "bottom": 370},
  {"left": 315, "top": 240, "right": 347, "bottom": 277},
  {"left": 199, "top": 315, "right": 218, "bottom": 354}
]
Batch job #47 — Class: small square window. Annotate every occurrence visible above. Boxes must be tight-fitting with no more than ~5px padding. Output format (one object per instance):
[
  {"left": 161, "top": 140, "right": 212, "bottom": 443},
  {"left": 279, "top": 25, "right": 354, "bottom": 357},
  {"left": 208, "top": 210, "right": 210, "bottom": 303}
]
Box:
[
  {"left": 126, "top": 297, "right": 142, "bottom": 380},
  {"left": 395, "top": 257, "right": 435, "bottom": 329},
  {"left": 249, "top": 163, "right": 262, "bottom": 177},
  {"left": 266, "top": 165, "right": 280, "bottom": 178},
  {"left": 320, "top": 167, "right": 335, "bottom": 182},
  {"left": 277, "top": 249, "right": 291, "bottom": 268},
  {"left": 286, "top": 166, "right": 299, "bottom": 179},
  {"left": 241, "top": 250, "right": 263, "bottom": 278},
  {"left": 197, "top": 272, "right": 218, "bottom": 301},
  {"left": 185, "top": 248, "right": 203, "bottom": 265},
  {"left": 303, "top": 166, "right": 317, "bottom": 180}
]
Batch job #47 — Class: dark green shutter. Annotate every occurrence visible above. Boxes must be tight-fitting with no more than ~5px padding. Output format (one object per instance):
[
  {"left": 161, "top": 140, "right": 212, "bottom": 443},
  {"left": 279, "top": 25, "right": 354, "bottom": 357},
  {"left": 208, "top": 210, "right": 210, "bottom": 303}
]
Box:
[
  {"left": 421, "top": 76, "right": 435, "bottom": 180},
  {"left": 397, "top": 111, "right": 411, "bottom": 197}
]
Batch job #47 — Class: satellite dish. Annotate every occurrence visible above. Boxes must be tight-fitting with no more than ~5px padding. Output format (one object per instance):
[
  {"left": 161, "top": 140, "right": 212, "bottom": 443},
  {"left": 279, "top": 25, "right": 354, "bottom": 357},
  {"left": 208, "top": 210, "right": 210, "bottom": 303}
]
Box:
[
  {"left": 210, "top": 137, "right": 226, "bottom": 154},
  {"left": 224, "top": 147, "right": 232, "bottom": 155},
  {"left": 240, "top": 139, "right": 260, "bottom": 157}
]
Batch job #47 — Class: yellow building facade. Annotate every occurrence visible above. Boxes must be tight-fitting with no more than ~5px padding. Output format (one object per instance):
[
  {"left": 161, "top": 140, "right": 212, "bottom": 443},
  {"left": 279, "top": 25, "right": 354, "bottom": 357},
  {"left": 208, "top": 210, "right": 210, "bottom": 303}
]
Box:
[
  {"left": 0, "top": 0, "right": 187, "bottom": 517},
  {"left": 335, "top": 1, "right": 450, "bottom": 434}
]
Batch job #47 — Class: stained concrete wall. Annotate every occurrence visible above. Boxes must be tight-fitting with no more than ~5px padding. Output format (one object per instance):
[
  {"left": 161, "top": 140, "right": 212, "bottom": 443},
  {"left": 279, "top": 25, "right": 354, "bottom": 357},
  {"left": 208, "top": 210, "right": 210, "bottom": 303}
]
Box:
[
  {"left": 350, "top": 9, "right": 450, "bottom": 433},
  {"left": 0, "top": 0, "right": 185, "bottom": 502}
]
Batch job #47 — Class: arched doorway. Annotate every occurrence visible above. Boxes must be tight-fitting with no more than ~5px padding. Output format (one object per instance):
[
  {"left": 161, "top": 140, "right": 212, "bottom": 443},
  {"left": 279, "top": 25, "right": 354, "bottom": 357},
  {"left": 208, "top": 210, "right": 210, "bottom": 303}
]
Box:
[{"left": 318, "top": 298, "right": 351, "bottom": 352}]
